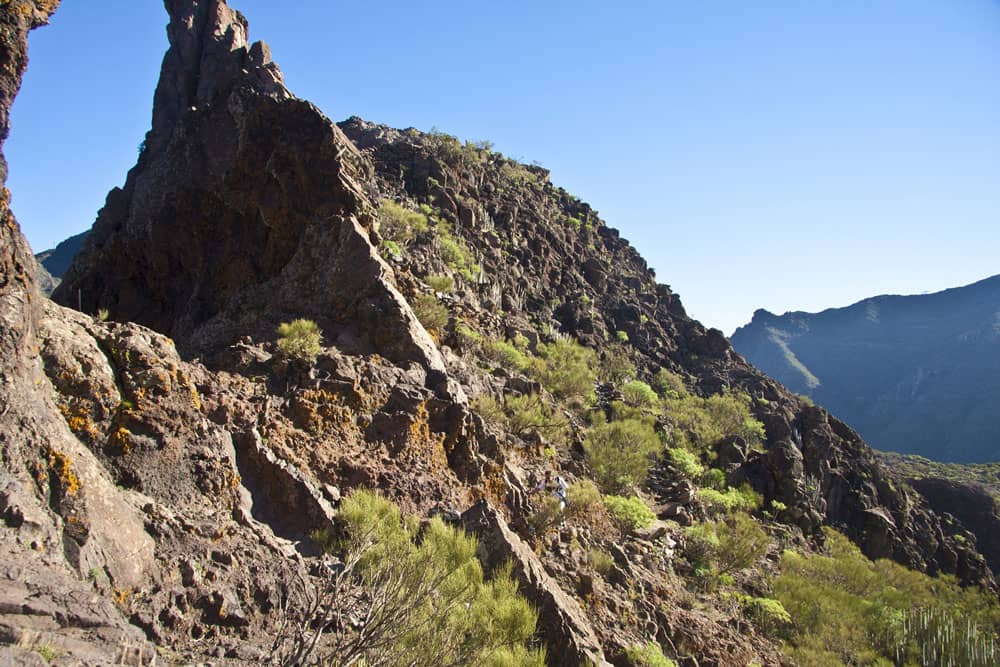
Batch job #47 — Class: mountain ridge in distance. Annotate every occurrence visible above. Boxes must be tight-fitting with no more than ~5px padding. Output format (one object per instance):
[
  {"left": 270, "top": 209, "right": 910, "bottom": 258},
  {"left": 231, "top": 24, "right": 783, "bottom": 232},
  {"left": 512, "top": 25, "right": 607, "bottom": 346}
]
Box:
[{"left": 732, "top": 273, "right": 1000, "bottom": 463}]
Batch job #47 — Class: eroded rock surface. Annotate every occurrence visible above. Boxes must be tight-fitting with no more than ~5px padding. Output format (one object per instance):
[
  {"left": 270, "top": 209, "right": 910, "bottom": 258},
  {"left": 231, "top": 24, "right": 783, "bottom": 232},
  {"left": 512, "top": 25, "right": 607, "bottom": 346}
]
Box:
[
  {"left": 2, "top": 0, "right": 998, "bottom": 664},
  {"left": 55, "top": 0, "right": 448, "bottom": 390}
]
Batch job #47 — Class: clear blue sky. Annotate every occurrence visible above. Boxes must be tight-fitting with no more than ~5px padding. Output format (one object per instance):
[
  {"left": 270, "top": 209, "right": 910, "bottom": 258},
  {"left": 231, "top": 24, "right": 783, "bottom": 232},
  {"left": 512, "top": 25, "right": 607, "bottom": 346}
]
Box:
[{"left": 8, "top": 0, "right": 1000, "bottom": 335}]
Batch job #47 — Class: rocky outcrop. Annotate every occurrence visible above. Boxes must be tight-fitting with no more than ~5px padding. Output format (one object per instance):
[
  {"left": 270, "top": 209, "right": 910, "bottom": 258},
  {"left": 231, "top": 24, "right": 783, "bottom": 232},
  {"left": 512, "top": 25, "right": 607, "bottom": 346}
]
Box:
[
  {"left": 6, "top": 0, "right": 999, "bottom": 663},
  {"left": 341, "top": 116, "right": 996, "bottom": 589},
  {"left": 731, "top": 276, "right": 1000, "bottom": 463},
  {"left": 0, "top": 2, "right": 163, "bottom": 663},
  {"left": 462, "top": 502, "right": 611, "bottom": 667},
  {"left": 54, "top": 0, "right": 450, "bottom": 393},
  {"left": 908, "top": 477, "right": 1000, "bottom": 576}
]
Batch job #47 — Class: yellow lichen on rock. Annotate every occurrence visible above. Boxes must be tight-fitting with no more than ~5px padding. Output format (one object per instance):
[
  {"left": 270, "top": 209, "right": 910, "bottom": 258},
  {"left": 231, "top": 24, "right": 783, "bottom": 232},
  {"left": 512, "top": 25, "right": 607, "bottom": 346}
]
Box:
[{"left": 46, "top": 448, "right": 80, "bottom": 497}]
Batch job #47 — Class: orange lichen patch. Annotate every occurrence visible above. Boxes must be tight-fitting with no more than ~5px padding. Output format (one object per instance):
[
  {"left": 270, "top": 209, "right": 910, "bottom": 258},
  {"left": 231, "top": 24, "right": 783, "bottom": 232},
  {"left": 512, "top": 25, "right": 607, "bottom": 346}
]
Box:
[
  {"left": 406, "top": 401, "right": 449, "bottom": 470},
  {"left": 112, "top": 588, "right": 131, "bottom": 608},
  {"left": 58, "top": 401, "right": 100, "bottom": 441},
  {"left": 471, "top": 461, "right": 507, "bottom": 509},
  {"left": 46, "top": 449, "right": 80, "bottom": 497},
  {"left": 107, "top": 426, "right": 132, "bottom": 455},
  {"left": 177, "top": 370, "right": 202, "bottom": 411},
  {"left": 289, "top": 389, "right": 353, "bottom": 435}
]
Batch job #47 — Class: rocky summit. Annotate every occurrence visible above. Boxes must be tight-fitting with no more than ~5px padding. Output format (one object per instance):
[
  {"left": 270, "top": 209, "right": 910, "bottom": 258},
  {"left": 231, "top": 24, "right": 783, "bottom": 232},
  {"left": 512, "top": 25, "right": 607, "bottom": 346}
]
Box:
[{"left": 2, "top": 1, "right": 1000, "bottom": 665}]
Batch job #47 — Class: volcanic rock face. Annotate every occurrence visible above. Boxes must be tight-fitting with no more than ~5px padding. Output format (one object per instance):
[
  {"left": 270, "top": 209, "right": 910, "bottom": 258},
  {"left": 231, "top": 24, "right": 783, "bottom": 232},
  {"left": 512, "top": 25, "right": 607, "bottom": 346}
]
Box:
[
  {"left": 3, "top": 0, "right": 999, "bottom": 664},
  {"left": 731, "top": 276, "right": 1000, "bottom": 463},
  {"left": 55, "top": 0, "right": 448, "bottom": 390}
]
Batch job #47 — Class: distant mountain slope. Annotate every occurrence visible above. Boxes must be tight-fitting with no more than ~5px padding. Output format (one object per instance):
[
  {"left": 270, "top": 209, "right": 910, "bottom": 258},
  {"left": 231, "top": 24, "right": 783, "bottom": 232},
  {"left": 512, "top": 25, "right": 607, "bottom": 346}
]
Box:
[
  {"left": 732, "top": 275, "right": 1000, "bottom": 463},
  {"left": 33, "top": 229, "right": 88, "bottom": 294}
]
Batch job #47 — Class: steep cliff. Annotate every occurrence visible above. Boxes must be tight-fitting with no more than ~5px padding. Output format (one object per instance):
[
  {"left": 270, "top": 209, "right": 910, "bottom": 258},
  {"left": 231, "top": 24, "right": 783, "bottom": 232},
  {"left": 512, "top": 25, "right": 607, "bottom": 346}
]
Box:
[{"left": 731, "top": 276, "right": 1000, "bottom": 463}]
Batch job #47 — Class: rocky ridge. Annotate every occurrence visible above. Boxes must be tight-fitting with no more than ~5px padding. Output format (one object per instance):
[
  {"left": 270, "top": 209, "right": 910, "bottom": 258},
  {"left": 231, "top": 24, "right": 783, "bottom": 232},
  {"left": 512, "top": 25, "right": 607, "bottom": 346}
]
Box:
[
  {"left": 0, "top": 0, "right": 996, "bottom": 664},
  {"left": 731, "top": 275, "right": 1000, "bottom": 463}
]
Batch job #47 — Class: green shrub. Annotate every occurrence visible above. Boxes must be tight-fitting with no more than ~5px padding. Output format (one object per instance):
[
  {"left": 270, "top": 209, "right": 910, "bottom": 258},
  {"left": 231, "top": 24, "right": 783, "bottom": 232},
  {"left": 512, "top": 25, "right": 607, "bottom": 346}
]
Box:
[
  {"left": 483, "top": 339, "right": 531, "bottom": 371},
  {"left": 584, "top": 418, "right": 661, "bottom": 493},
  {"left": 625, "top": 641, "right": 677, "bottom": 667},
  {"left": 603, "top": 495, "right": 656, "bottom": 534},
  {"left": 454, "top": 322, "right": 482, "bottom": 350},
  {"left": 598, "top": 344, "right": 635, "bottom": 385},
  {"left": 472, "top": 394, "right": 507, "bottom": 426},
  {"left": 701, "top": 467, "right": 726, "bottom": 490},
  {"left": 652, "top": 368, "right": 687, "bottom": 399},
  {"left": 715, "top": 513, "right": 769, "bottom": 575},
  {"left": 437, "top": 233, "right": 481, "bottom": 281},
  {"left": 532, "top": 338, "right": 597, "bottom": 402},
  {"left": 277, "top": 319, "right": 322, "bottom": 364},
  {"left": 738, "top": 595, "right": 792, "bottom": 638},
  {"left": 380, "top": 238, "right": 403, "bottom": 259},
  {"left": 664, "top": 390, "right": 765, "bottom": 455},
  {"left": 684, "top": 513, "right": 768, "bottom": 577},
  {"left": 704, "top": 391, "right": 766, "bottom": 448},
  {"left": 615, "top": 330, "right": 629, "bottom": 343},
  {"left": 772, "top": 528, "right": 1000, "bottom": 666},
  {"left": 277, "top": 490, "right": 545, "bottom": 666},
  {"left": 566, "top": 479, "right": 603, "bottom": 515},
  {"left": 425, "top": 274, "right": 455, "bottom": 292},
  {"left": 413, "top": 294, "right": 449, "bottom": 335},
  {"left": 698, "top": 484, "right": 762, "bottom": 514},
  {"left": 529, "top": 495, "right": 564, "bottom": 537},
  {"left": 621, "top": 380, "right": 659, "bottom": 411},
  {"left": 488, "top": 393, "right": 567, "bottom": 440},
  {"left": 588, "top": 547, "right": 614, "bottom": 576},
  {"left": 379, "top": 200, "right": 429, "bottom": 244},
  {"left": 668, "top": 447, "right": 704, "bottom": 480}
]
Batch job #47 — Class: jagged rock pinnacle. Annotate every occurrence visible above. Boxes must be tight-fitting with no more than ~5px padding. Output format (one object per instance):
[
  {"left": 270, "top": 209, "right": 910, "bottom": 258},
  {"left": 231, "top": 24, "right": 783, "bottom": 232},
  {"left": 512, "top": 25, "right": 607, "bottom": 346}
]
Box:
[{"left": 149, "top": 0, "right": 287, "bottom": 155}]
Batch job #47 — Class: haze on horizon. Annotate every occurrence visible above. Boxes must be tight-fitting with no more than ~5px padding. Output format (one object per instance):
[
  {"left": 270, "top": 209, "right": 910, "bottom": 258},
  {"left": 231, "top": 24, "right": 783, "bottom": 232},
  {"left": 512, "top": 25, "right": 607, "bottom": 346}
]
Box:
[{"left": 8, "top": 0, "right": 1000, "bottom": 335}]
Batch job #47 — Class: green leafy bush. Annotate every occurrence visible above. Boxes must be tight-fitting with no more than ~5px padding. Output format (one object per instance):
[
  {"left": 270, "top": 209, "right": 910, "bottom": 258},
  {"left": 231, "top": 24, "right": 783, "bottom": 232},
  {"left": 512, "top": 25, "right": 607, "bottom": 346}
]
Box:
[
  {"left": 425, "top": 274, "right": 455, "bottom": 292},
  {"left": 668, "top": 447, "right": 704, "bottom": 480},
  {"left": 380, "top": 238, "right": 402, "bottom": 259},
  {"left": 603, "top": 495, "right": 656, "bottom": 534},
  {"left": 277, "top": 319, "right": 322, "bottom": 364},
  {"left": 715, "top": 513, "right": 769, "bottom": 575},
  {"left": 532, "top": 338, "right": 597, "bottom": 401},
  {"left": 477, "top": 393, "right": 567, "bottom": 441},
  {"left": 413, "top": 294, "right": 449, "bottom": 335},
  {"left": 737, "top": 595, "right": 792, "bottom": 638},
  {"left": 275, "top": 490, "right": 545, "bottom": 666},
  {"left": 701, "top": 467, "right": 726, "bottom": 490},
  {"left": 772, "top": 528, "right": 1000, "bottom": 666},
  {"left": 584, "top": 418, "right": 661, "bottom": 493},
  {"left": 454, "top": 322, "right": 483, "bottom": 350},
  {"left": 437, "top": 233, "right": 481, "bottom": 282},
  {"left": 379, "top": 200, "right": 429, "bottom": 244},
  {"left": 483, "top": 339, "right": 531, "bottom": 371},
  {"left": 529, "top": 495, "right": 564, "bottom": 537},
  {"left": 697, "top": 484, "right": 762, "bottom": 514},
  {"left": 621, "top": 380, "right": 660, "bottom": 411},
  {"left": 598, "top": 344, "right": 635, "bottom": 385},
  {"left": 652, "top": 368, "right": 687, "bottom": 399},
  {"left": 588, "top": 547, "right": 614, "bottom": 576},
  {"left": 684, "top": 513, "right": 768, "bottom": 577},
  {"left": 664, "top": 390, "right": 766, "bottom": 455},
  {"left": 625, "top": 641, "right": 677, "bottom": 667}
]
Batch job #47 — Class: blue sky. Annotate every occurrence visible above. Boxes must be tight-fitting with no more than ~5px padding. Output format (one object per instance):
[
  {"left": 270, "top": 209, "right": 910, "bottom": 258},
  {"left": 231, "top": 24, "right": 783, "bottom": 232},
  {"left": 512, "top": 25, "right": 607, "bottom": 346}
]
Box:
[{"left": 8, "top": 0, "right": 1000, "bottom": 334}]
